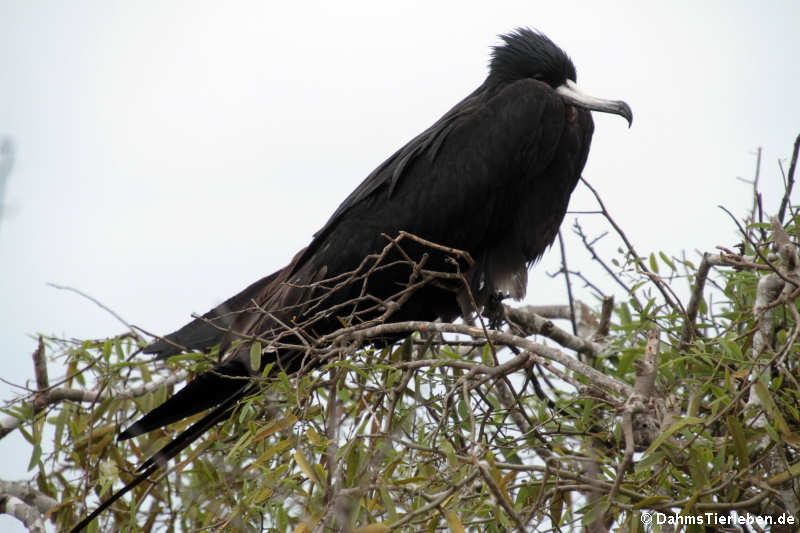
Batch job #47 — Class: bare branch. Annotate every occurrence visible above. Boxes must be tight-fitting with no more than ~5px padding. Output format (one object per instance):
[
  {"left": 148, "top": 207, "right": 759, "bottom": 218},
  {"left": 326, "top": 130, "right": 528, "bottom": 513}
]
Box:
[
  {"left": 679, "top": 253, "right": 711, "bottom": 352},
  {"left": 340, "top": 320, "right": 633, "bottom": 398},
  {"left": 46, "top": 283, "right": 142, "bottom": 340},
  {"left": 0, "top": 368, "right": 188, "bottom": 440},
  {"left": 474, "top": 457, "right": 528, "bottom": 531},
  {"left": 777, "top": 132, "right": 800, "bottom": 223},
  {"left": 0, "top": 480, "right": 58, "bottom": 515},
  {"left": 556, "top": 230, "right": 578, "bottom": 335},
  {"left": 0, "top": 495, "right": 46, "bottom": 533},
  {"left": 581, "top": 178, "right": 687, "bottom": 318},
  {"left": 505, "top": 305, "right": 605, "bottom": 357}
]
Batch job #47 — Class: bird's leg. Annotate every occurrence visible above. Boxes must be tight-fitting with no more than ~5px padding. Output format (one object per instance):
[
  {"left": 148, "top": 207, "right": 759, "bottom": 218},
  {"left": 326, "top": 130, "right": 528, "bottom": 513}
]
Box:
[{"left": 484, "top": 291, "right": 507, "bottom": 330}]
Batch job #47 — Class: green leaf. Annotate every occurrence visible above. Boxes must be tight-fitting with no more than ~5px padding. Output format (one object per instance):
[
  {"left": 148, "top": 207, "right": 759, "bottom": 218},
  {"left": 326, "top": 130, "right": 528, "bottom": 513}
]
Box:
[
  {"left": 659, "top": 251, "right": 676, "bottom": 271},
  {"left": 445, "top": 510, "right": 466, "bottom": 533},
  {"left": 352, "top": 525, "right": 390, "bottom": 533},
  {"left": 249, "top": 342, "right": 262, "bottom": 372},
  {"left": 649, "top": 252, "right": 659, "bottom": 273},
  {"left": 632, "top": 496, "right": 670, "bottom": 509},
  {"left": 642, "top": 416, "right": 703, "bottom": 457},
  {"left": 550, "top": 490, "right": 564, "bottom": 525},
  {"left": 247, "top": 438, "right": 293, "bottom": 472},
  {"left": 294, "top": 449, "right": 319, "bottom": 485},
  {"left": 28, "top": 443, "right": 42, "bottom": 471},
  {"left": 380, "top": 485, "right": 397, "bottom": 522},
  {"left": 102, "top": 338, "right": 112, "bottom": 362},
  {"left": 719, "top": 339, "right": 743, "bottom": 361},
  {"left": 688, "top": 447, "right": 709, "bottom": 489},
  {"left": 480, "top": 343, "right": 493, "bottom": 365},
  {"left": 726, "top": 416, "right": 749, "bottom": 468},
  {"left": 753, "top": 380, "right": 790, "bottom": 435},
  {"left": 53, "top": 404, "right": 69, "bottom": 449},
  {"left": 617, "top": 302, "right": 632, "bottom": 327}
]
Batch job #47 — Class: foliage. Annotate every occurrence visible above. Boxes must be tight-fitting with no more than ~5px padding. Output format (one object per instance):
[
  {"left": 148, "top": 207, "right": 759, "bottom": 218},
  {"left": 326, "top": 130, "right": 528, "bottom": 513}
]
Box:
[{"left": 2, "top": 139, "right": 799, "bottom": 532}]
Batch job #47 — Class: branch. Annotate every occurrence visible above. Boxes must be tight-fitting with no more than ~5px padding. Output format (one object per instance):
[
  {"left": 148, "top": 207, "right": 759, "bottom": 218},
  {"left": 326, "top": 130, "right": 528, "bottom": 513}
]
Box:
[
  {"left": 0, "top": 367, "right": 188, "bottom": 440},
  {"left": 504, "top": 305, "right": 605, "bottom": 357},
  {"left": 777, "top": 132, "right": 800, "bottom": 223},
  {"left": 517, "top": 304, "right": 572, "bottom": 319},
  {"left": 678, "top": 253, "right": 711, "bottom": 352},
  {"left": 605, "top": 328, "right": 660, "bottom": 525},
  {"left": 0, "top": 494, "right": 46, "bottom": 533},
  {"left": 719, "top": 206, "right": 798, "bottom": 288},
  {"left": 46, "top": 283, "right": 142, "bottom": 340},
  {"left": 386, "top": 472, "right": 480, "bottom": 530},
  {"left": 573, "top": 218, "right": 641, "bottom": 311},
  {"left": 634, "top": 327, "right": 660, "bottom": 399},
  {"left": 580, "top": 178, "right": 687, "bottom": 319},
  {"left": 596, "top": 296, "right": 614, "bottom": 339},
  {"left": 338, "top": 320, "right": 633, "bottom": 398},
  {"left": 474, "top": 457, "right": 528, "bottom": 531},
  {"left": 556, "top": 230, "right": 578, "bottom": 335},
  {"left": 707, "top": 251, "right": 771, "bottom": 270},
  {"left": 0, "top": 480, "right": 58, "bottom": 514}
]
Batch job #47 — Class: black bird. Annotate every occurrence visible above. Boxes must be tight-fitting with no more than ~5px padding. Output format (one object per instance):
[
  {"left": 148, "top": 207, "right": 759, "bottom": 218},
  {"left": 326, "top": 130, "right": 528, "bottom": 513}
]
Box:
[{"left": 71, "top": 28, "right": 631, "bottom": 531}]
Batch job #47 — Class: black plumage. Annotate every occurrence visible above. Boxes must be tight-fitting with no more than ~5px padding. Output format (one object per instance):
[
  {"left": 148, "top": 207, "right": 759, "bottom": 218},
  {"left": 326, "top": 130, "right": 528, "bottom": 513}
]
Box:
[{"left": 71, "top": 28, "right": 631, "bottom": 531}]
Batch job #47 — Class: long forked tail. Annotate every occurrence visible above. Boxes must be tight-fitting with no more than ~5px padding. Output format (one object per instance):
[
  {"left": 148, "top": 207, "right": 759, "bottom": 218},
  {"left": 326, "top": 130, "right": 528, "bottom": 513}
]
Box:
[
  {"left": 142, "top": 270, "right": 281, "bottom": 359},
  {"left": 68, "top": 386, "right": 248, "bottom": 532},
  {"left": 69, "top": 360, "right": 252, "bottom": 532},
  {"left": 71, "top": 258, "right": 305, "bottom": 531},
  {"left": 118, "top": 358, "right": 249, "bottom": 440}
]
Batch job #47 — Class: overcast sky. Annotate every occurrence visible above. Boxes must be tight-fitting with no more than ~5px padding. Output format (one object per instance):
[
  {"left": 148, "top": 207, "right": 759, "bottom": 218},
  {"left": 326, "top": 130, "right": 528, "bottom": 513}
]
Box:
[{"left": 1, "top": 1, "right": 798, "bottom": 530}]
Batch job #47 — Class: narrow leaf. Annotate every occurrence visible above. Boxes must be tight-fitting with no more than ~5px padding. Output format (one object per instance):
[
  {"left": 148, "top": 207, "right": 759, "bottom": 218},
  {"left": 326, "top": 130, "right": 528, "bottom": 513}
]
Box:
[
  {"left": 642, "top": 417, "right": 703, "bottom": 457},
  {"left": 246, "top": 438, "right": 293, "bottom": 472},
  {"left": 352, "top": 526, "right": 390, "bottom": 533},
  {"left": 252, "top": 415, "right": 298, "bottom": 443},
  {"left": 250, "top": 342, "right": 262, "bottom": 372},
  {"left": 753, "top": 380, "right": 790, "bottom": 435},
  {"left": 294, "top": 449, "right": 319, "bottom": 485},
  {"left": 445, "top": 510, "right": 467, "bottom": 533},
  {"left": 726, "top": 416, "right": 749, "bottom": 468}
]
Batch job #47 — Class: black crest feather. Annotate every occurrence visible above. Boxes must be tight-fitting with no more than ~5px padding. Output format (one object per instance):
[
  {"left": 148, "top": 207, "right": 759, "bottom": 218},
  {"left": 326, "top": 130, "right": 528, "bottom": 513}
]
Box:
[{"left": 490, "top": 28, "right": 577, "bottom": 87}]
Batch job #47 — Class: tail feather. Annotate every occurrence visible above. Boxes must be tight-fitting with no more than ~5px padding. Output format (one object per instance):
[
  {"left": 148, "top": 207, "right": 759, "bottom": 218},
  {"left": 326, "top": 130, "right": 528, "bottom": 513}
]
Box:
[
  {"left": 137, "top": 385, "right": 250, "bottom": 471},
  {"left": 69, "top": 389, "right": 249, "bottom": 533},
  {"left": 143, "top": 271, "right": 281, "bottom": 358},
  {"left": 118, "top": 358, "right": 250, "bottom": 441},
  {"left": 68, "top": 463, "right": 160, "bottom": 533},
  {"left": 73, "top": 254, "right": 309, "bottom": 531}
]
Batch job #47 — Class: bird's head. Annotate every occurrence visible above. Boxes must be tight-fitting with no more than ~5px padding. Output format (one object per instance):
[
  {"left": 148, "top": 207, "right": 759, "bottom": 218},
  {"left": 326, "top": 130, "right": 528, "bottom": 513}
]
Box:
[{"left": 490, "top": 28, "right": 632, "bottom": 127}]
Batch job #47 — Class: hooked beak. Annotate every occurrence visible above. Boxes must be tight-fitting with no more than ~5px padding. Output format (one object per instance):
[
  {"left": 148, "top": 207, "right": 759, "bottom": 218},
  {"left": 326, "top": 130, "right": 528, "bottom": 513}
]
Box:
[{"left": 556, "top": 79, "right": 632, "bottom": 127}]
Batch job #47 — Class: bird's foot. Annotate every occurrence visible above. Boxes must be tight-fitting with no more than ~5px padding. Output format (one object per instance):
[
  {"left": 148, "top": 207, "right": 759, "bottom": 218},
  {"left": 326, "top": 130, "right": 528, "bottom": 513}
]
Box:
[{"left": 483, "top": 292, "right": 507, "bottom": 330}]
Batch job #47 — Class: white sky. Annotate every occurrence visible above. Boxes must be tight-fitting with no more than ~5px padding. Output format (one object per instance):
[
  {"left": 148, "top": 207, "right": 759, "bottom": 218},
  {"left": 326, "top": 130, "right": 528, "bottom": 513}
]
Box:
[{"left": 1, "top": 1, "right": 799, "bottom": 530}]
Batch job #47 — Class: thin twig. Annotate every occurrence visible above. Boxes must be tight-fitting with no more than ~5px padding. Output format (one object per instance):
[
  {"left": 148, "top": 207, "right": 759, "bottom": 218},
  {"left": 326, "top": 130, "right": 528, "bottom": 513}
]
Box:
[
  {"left": 557, "top": 230, "right": 578, "bottom": 336},
  {"left": 46, "top": 283, "right": 141, "bottom": 340},
  {"left": 778, "top": 132, "right": 800, "bottom": 223},
  {"left": 581, "top": 178, "right": 687, "bottom": 318},
  {"left": 678, "top": 253, "right": 711, "bottom": 352}
]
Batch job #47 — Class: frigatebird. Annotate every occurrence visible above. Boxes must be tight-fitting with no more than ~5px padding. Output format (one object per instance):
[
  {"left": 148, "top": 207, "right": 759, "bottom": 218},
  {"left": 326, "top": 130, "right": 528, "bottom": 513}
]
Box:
[{"left": 71, "top": 28, "right": 631, "bottom": 531}]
